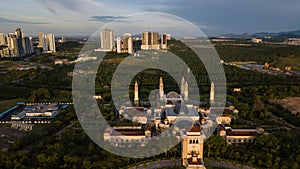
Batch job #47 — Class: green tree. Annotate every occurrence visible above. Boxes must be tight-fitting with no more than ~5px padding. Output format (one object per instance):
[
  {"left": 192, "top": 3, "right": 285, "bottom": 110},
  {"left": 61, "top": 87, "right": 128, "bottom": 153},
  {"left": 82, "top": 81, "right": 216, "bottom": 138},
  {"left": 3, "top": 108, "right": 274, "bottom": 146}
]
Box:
[{"left": 28, "top": 88, "right": 51, "bottom": 102}]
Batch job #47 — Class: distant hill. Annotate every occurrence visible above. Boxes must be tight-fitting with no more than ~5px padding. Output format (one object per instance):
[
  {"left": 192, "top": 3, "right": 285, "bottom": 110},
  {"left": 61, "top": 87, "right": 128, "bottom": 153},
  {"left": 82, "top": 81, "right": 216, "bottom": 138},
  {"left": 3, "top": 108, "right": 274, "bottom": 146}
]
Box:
[{"left": 220, "top": 30, "right": 300, "bottom": 39}]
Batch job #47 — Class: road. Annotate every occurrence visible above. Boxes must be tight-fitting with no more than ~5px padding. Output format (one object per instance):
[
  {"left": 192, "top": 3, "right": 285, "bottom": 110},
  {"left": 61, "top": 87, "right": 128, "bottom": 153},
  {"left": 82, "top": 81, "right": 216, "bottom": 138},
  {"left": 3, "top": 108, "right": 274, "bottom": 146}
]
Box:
[
  {"left": 19, "top": 122, "right": 72, "bottom": 151},
  {"left": 269, "top": 113, "right": 300, "bottom": 131},
  {"left": 128, "top": 159, "right": 256, "bottom": 169},
  {"left": 54, "top": 123, "right": 74, "bottom": 139}
]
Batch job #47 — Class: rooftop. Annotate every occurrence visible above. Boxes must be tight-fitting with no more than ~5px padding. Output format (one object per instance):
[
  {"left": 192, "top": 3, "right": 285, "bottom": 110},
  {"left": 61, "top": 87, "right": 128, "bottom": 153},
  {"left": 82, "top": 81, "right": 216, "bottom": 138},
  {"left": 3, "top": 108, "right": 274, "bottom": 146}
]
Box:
[
  {"left": 187, "top": 157, "right": 204, "bottom": 165},
  {"left": 185, "top": 126, "right": 201, "bottom": 133},
  {"left": 227, "top": 129, "right": 258, "bottom": 136}
]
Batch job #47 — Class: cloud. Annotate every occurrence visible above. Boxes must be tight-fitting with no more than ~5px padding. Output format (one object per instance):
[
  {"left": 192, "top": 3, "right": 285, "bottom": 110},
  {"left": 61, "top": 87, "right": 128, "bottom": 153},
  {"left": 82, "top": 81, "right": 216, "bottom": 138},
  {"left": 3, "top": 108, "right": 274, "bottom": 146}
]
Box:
[
  {"left": 35, "top": 0, "right": 103, "bottom": 14},
  {"left": 90, "top": 16, "right": 127, "bottom": 22},
  {"left": 0, "top": 17, "right": 48, "bottom": 24}
]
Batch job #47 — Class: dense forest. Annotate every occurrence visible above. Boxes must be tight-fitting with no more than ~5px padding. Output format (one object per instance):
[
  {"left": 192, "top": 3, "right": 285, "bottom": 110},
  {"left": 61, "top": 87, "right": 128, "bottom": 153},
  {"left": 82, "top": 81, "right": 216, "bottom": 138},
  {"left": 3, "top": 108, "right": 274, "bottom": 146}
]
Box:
[{"left": 0, "top": 40, "right": 300, "bottom": 168}]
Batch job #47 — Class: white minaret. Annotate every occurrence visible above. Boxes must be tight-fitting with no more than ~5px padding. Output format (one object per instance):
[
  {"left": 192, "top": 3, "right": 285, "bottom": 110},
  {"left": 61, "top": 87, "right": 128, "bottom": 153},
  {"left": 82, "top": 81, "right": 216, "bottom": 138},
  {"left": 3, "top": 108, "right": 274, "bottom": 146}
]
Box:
[
  {"left": 181, "top": 77, "right": 185, "bottom": 96},
  {"left": 184, "top": 81, "right": 189, "bottom": 102},
  {"left": 134, "top": 81, "right": 139, "bottom": 106},
  {"left": 210, "top": 82, "right": 214, "bottom": 102},
  {"left": 159, "top": 77, "right": 164, "bottom": 101}
]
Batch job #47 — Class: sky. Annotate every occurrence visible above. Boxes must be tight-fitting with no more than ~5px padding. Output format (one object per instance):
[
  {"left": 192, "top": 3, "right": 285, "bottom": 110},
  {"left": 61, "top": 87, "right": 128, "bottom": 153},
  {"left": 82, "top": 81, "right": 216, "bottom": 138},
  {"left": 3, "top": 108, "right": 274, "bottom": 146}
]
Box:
[{"left": 1, "top": 0, "right": 300, "bottom": 37}]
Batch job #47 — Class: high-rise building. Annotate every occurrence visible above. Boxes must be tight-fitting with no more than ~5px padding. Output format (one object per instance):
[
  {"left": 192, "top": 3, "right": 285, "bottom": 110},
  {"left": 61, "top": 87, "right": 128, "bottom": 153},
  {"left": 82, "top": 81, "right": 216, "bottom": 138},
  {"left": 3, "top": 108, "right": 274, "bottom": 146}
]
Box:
[
  {"left": 0, "top": 28, "right": 34, "bottom": 57},
  {"left": 28, "top": 37, "right": 34, "bottom": 54},
  {"left": 2, "top": 33, "right": 19, "bottom": 57},
  {"left": 141, "top": 32, "right": 149, "bottom": 48},
  {"left": 40, "top": 33, "right": 56, "bottom": 53},
  {"left": 6, "top": 34, "right": 12, "bottom": 49},
  {"left": 6, "top": 34, "right": 14, "bottom": 56},
  {"left": 42, "top": 34, "right": 48, "bottom": 51},
  {"left": 100, "top": 29, "right": 114, "bottom": 51},
  {"left": 122, "top": 33, "right": 130, "bottom": 49},
  {"left": 14, "top": 28, "right": 24, "bottom": 56},
  {"left": 116, "top": 37, "right": 122, "bottom": 53},
  {"left": 22, "top": 37, "right": 29, "bottom": 54},
  {"left": 116, "top": 33, "right": 134, "bottom": 54},
  {"left": 38, "top": 32, "right": 43, "bottom": 48},
  {"left": 11, "top": 35, "right": 19, "bottom": 57},
  {"left": 0, "top": 33, "right": 6, "bottom": 46},
  {"left": 22, "top": 36, "right": 34, "bottom": 55},
  {"left": 161, "top": 33, "right": 170, "bottom": 49},
  {"left": 48, "top": 34, "right": 56, "bottom": 53},
  {"left": 128, "top": 36, "right": 133, "bottom": 54},
  {"left": 141, "top": 32, "right": 160, "bottom": 50}
]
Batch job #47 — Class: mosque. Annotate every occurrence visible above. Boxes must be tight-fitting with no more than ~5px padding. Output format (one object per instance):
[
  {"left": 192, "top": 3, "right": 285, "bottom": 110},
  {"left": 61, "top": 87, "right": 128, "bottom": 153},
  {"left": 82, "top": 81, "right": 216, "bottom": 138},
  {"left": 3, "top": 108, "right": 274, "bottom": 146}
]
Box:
[
  {"left": 104, "top": 76, "right": 218, "bottom": 169},
  {"left": 102, "top": 73, "right": 266, "bottom": 169}
]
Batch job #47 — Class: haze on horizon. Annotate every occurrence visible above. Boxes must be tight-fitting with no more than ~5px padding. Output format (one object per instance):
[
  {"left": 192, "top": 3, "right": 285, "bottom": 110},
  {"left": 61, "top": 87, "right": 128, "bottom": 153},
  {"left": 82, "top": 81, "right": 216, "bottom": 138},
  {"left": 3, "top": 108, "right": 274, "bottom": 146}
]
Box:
[{"left": 1, "top": 0, "right": 300, "bottom": 37}]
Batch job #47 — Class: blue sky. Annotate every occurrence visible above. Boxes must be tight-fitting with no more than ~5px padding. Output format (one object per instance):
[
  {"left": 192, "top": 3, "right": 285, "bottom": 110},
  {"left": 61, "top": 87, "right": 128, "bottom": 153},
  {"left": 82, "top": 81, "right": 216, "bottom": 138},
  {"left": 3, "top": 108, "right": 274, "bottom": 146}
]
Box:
[{"left": 1, "top": 0, "right": 300, "bottom": 36}]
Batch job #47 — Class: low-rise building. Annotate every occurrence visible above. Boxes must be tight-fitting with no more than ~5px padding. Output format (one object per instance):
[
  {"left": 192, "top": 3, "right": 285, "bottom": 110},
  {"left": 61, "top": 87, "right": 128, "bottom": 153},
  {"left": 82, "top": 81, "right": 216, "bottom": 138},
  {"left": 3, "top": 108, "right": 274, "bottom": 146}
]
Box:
[
  {"left": 252, "top": 38, "right": 262, "bottom": 43},
  {"left": 218, "top": 125, "right": 259, "bottom": 144},
  {"left": 216, "top": 114, "right": 231, "bottom": 125},
  {"left": 286, "top": 38, "right": 300, "bottom": 46},
  {"left": 233, "top": 88, "right": 242, "bottom": 92},
  {"left": 103, "top": 126, "right": 150, "bottom": 147}
]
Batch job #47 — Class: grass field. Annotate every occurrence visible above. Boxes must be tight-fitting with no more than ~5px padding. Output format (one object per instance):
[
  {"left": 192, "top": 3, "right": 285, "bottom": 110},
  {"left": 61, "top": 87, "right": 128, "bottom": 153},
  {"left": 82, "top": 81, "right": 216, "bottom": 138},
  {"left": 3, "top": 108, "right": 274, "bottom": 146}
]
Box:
[
  {"left": 273, "top": 57, "right": 300, "bottom": 71},
  {"left": 0, "top": 98, "right": 25, "bottom": 113},
  {"left": 271, "top": 97, "right": 300, "bottom": 115}
]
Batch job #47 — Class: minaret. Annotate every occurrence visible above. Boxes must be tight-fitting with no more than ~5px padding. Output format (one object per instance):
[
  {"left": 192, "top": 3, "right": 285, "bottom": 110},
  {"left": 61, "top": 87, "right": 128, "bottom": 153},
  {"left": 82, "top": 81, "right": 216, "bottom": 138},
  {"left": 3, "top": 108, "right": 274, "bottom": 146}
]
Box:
[
  {"left": 210, "top": 82, "right": 214, "bottom": 102},
  {"left": 181, "top": 77, "right": 185, "bottom": 96},
  {"left": 184, "top": 81, "right": 189, "bottom": 102},
  {"left": 159, "top": 77, "right": 164, "bottom": 101},
  {"left": 134, "top": 81, "right": 139, "bottom": 106}
]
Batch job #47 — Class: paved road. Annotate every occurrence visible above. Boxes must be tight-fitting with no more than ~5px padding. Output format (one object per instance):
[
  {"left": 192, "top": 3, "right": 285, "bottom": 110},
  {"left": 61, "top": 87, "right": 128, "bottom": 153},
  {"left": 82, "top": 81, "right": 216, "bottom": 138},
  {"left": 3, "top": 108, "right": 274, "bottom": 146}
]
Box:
[
  {"left": 129, "top": 159, "right": 181, "bottom": 169},
  {"left": 269, "top": 113, "right": 300, "bottom": 131},
  {"left": 54, "top": 123, "right": 73, "bottom": 139},
  {"left": 129, "top": 159, "right": 256, "bottom": 169},
  {"left": 20, "top": 122, "right": 72, "bottom": 151},
  {"left": 205, "top": 161, "right": 256, "bottom": 169}
]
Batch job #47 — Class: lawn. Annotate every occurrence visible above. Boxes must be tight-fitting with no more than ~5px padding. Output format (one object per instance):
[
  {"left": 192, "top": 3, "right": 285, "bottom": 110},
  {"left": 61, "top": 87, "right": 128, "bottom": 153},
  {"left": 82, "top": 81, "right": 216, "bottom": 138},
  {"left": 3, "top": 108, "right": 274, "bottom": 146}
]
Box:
[{"left": 273, "top": 57, "right": 300, "bottom": 71}]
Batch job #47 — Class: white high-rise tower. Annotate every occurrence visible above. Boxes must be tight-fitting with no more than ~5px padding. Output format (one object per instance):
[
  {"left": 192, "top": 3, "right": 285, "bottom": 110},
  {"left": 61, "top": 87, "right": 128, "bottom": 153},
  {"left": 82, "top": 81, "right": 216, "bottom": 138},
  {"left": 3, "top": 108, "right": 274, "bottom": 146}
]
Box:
[
  {"left": 100, "top": 29, "right": 114, "bottom": 51},
  {"left": 128, "top": 36, "right": 133, "bottom": 54},
  {"left": 48, "top": 34, "right": 56, "bottom": 53},
  {"left": 40, "top": 33, "right": 56, "bottom": 53}
]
